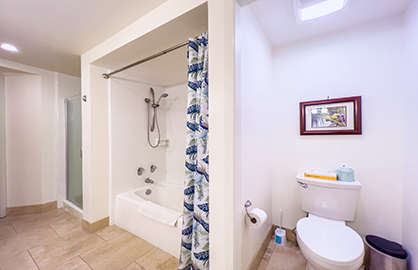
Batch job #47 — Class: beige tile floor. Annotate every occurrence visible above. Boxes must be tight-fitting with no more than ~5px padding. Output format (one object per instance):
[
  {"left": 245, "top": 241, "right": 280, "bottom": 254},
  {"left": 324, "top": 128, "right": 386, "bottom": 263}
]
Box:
[
  {"left": 257, "top": 238, "right": 366, "bottom": 270},
  {"left": 0, "top": 208, "right": 179, "bottom": 270},
  {"left": 257, "top": 239, "right": 307, "bottom": 270}
]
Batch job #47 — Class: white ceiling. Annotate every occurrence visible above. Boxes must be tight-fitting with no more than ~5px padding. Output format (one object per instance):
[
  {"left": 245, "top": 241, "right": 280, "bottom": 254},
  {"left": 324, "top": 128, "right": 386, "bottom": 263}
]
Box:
[
  {"left": 0, "top": 0, "right": 168, "bottom": 77},
  {"left": 249, "top": 0, "right": 412, "bottom": 47},
  {"left": 0, "top": 0, "right": 413, "bottom": 81}
]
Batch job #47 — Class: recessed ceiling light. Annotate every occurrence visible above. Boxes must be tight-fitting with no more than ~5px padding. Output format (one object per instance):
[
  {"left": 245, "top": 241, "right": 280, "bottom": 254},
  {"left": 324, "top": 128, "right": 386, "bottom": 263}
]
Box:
[
  {"left": 295, "top": 0, "right": 349, "bottom": 22},
  {"left": 1, "top": 43, "right": 19, "bottom": 52}
]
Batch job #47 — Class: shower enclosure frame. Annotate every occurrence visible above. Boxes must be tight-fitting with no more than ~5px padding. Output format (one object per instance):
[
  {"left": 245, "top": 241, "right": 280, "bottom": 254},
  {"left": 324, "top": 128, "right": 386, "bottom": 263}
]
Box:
[{"left": 65, "top": 94, "right": 83, "bottom": 209}]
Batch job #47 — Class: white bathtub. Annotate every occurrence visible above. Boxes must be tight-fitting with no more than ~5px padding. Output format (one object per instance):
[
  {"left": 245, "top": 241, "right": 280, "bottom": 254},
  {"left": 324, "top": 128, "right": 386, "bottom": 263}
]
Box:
[{"left": 115, "top": 182, "right": 184, "bottom": 258}]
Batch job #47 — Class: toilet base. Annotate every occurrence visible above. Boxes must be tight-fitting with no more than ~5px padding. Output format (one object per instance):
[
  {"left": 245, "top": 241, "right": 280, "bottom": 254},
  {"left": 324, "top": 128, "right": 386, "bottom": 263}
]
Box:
[{"left": 306, "top": 262, "right": 365, "bottom": 270}]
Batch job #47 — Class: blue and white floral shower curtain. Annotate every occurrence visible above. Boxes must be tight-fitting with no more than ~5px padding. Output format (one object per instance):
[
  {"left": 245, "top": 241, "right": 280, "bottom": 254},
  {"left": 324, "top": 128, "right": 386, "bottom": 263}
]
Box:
[{"left": 179, "top": 33, "right": 209, "bottom": 270}]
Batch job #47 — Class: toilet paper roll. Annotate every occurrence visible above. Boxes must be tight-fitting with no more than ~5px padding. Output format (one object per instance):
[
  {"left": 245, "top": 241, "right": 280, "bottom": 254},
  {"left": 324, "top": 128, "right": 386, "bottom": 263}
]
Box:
[
  {"left": 246, "top": 208, "right": 267, "bottom": 228},
  {"left": 336, "top": 166, "right": 355, "bottom": 182}
]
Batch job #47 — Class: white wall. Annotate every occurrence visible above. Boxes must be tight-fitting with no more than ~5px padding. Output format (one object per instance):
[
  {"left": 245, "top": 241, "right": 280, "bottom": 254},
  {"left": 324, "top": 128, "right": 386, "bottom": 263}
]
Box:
[
  {"left": 109, "top": 78, "right": 167, "bottom": 223},
  {"left": 0, "top": 75, "right": 6, "bottom": 217},
  {"left": 403, "top": 0, "right": 418, "bottom": 268},
  {"left": 56, "top": 73, "right": 81, "bottom": 208},
  {"left": 5, "top": 75, "right": 44, "bottom": 206},
  {"left": 271, "top": 15, "right": 405, "bottom": 242},
  {"left": 236, "top": 5, "right": 273, "bottom": 270},
  {"left": 5, "top": 72, "right": 58, "bottom": 206},
  {"left": 40, "top": 73, "right": 57, "bottom": 204},
  {"left": 208, "top": 0, "right": 236, "bottom": 268},
  {"left": 81, "top": 64, "right": 110, "bottom": 223},
  {"left": 1, "top": 58, "right": 80, "bottom": 210}
]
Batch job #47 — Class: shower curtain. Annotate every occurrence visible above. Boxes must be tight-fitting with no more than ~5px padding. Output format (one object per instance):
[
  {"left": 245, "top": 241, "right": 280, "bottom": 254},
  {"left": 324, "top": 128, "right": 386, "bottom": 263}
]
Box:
[{"left": 179, "top": 33, "right": 209, "bottom": 270}]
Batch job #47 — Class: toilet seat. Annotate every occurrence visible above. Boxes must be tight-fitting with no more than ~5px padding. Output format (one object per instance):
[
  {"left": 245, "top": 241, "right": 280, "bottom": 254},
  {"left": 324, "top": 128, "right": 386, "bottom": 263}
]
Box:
[{"left": 297, "top": 215, "right": 364, "bottom": 270}]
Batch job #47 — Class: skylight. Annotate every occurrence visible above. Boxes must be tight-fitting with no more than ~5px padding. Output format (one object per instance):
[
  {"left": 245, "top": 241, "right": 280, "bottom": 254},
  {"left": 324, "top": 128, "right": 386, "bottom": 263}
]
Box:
[
  {"left": 295, "top": 0, "right": 349, "bottom": 22},
  {"left": 1, "top": 43, "right": 19, "bottom": 52}
]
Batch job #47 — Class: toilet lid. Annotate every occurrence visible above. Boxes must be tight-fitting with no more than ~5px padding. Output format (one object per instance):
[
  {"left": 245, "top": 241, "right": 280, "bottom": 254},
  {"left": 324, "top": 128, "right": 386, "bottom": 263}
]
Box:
[{"left": 297, "top": 217, "right": 364, "bottom": 263}]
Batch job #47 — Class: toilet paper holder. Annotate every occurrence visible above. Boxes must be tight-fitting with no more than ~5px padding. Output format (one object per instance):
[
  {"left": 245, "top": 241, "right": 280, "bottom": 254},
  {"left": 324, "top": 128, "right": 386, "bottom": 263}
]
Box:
[{"left": 244, "top": 200, "right": 257, "bottom": 224}]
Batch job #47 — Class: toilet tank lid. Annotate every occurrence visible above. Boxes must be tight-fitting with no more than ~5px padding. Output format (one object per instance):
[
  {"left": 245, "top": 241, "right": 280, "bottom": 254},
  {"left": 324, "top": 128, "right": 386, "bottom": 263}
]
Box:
[{"left": 296, "top": 173, "right": 361, "bottom": 190}]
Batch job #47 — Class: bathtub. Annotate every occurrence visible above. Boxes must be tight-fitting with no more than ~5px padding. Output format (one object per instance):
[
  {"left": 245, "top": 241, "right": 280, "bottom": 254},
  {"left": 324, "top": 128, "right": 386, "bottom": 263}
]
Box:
[{"left": 115, "top": 182, "right": 184, "bottom": 258}]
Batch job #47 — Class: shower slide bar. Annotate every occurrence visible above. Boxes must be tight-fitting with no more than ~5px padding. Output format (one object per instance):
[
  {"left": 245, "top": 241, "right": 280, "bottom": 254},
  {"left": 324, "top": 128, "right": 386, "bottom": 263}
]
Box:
[{"left": 102, "top": 38, "right": 192, "bottom": 79}]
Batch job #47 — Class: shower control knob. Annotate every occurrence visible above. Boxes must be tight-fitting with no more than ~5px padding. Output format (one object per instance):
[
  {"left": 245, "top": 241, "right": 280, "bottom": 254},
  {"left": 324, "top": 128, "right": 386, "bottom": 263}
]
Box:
[
  {"left": 150, "top": 165, "right": 157, "bottom": 173},
  {"left": 137, "top": 167, "right": 145, "bottom": 176}
]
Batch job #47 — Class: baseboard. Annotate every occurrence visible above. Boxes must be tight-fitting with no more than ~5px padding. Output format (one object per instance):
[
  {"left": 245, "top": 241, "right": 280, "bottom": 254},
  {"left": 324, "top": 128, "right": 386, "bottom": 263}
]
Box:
[
  {"left": 248, "top": 225, "right": 296, "bottom": 270},
  {"left": 6, "top": 201, "right": 57, "bottom": 215},
  {"left": 248, "top": 226, "right": 276, "bottom": 270},
  {"left": 82, "top": 216, "right": 109, "bottom": 233}
]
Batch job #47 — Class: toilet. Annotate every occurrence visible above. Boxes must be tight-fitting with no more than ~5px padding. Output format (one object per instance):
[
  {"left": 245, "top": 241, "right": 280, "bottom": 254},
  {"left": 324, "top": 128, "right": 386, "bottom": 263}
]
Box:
[{"left": 296, "top": 173, "right": 364, "bottom": 270}]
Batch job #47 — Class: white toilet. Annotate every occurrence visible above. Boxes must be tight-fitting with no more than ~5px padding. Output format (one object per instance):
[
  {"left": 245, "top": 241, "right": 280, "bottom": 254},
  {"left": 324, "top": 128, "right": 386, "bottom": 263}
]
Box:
[{"left": 296, "top": 173, "right": 364, "bottom": 270}]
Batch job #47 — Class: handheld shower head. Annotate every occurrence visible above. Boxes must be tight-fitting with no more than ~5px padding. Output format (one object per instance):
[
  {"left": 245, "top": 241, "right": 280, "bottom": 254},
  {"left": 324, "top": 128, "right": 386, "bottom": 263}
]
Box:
[
  {"left": 150, "top": 87, "right": 155, "bottom": 103},
  {"left": 156, "top": 93, "right": 169, "bottom": 104}
]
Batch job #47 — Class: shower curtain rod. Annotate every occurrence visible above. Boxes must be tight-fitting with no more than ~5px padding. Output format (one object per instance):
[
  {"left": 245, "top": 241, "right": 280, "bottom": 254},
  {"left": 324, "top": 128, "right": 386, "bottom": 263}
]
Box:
[{"left": 102, "top": 39, "right": 190, "bottom": 79}]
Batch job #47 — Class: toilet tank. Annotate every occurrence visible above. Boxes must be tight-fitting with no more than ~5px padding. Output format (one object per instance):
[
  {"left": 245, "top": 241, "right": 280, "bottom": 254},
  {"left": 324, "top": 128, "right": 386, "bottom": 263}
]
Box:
[{"left": 296, "top": 173, "right": 361, "bottom": 221}]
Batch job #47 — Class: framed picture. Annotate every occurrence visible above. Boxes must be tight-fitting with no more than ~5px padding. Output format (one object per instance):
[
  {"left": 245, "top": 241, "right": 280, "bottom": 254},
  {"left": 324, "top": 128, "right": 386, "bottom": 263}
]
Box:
[{"left": 300, "top": 96, "right": 362, "bottom": 135}]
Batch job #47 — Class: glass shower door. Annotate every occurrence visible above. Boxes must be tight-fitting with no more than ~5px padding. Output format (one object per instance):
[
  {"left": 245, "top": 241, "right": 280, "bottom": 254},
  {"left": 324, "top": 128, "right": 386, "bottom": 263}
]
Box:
[{"left": 66, "top": 95, "right": 83, "bottom": 208}]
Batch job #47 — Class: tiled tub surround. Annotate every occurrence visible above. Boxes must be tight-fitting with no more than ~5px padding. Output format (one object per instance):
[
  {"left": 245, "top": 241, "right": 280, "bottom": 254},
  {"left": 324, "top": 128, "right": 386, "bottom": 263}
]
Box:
[
  {"left": 0, "top": 208, "right": 179, "bottom": 270},
  {"left": 110, "top": 78, "right": 167, "bottom": 224},
  {"left": 109, "top": 78, "right": 188, "bottom": 224}
]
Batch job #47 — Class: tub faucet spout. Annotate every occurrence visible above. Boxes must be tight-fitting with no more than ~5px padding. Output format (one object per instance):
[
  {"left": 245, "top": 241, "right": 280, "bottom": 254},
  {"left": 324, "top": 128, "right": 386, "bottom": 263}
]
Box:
[{"left": 145, "top": 177, "right": 154, "bottom": 184}]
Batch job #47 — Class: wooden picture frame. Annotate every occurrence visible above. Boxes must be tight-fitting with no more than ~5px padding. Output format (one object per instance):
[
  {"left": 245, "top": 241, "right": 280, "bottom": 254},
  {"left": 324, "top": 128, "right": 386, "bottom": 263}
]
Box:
[{"left": 300, "top": 96, "right": 362, "bottom": 135}]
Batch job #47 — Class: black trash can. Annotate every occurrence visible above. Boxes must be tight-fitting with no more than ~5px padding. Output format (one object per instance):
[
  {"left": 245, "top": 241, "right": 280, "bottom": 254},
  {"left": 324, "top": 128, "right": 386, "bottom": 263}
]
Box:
[{"left": 364, "top": 235, "right": 408, "bottom": 270}]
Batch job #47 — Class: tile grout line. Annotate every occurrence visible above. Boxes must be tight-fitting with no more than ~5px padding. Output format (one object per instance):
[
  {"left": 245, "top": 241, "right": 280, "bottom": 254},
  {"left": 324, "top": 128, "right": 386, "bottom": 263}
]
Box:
[
  {"left": 48, "top": 224, "right": 62, "bottom": 238},
  {"left": 124, "top": 246, "right": 158, "bottom": 270},
  {"left": 74, "top": 232, "right": 115, "bottom": 267},
  {"left": 26, "top": 229, "right": 62, "bottom": 269},
  {"left": 2, "top": 210, "right": 178, "bottom": 270},
  {"left": 27, "top": 250, "right": 41, "bottom": 270},
  {"left": 134, "top": 261, "right": 145, "bottom": 269},
  {"left": 77, "top": 232, "right": 120, "bottom": 263},
  {"left": 78, "top": 255, "right": 94, "bottom": 270},
  {"left": 94, "top": 231, "right": 108, "bottom": 242},
  {"left": 15, "top": 226, "right": 63, "bottom": 258},
  {"left": 9, "top": 219, "right": 19, "bottom": 234},
  {"left": 135, "top": 246, "right": 158, "bottom": 268},
  {"left": 31, "top": 230, "right": 105, "bottom": 269}
]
